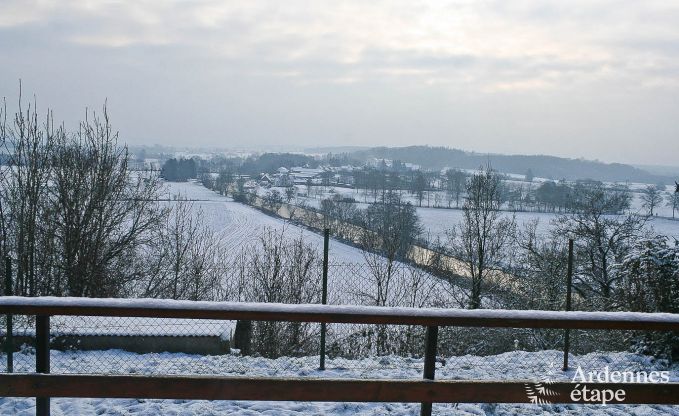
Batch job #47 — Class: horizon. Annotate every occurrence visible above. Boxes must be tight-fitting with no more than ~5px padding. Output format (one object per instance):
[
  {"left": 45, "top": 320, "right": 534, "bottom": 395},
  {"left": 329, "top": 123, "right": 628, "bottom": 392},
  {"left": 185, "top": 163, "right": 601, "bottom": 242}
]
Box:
[{"left": 128, "top": 142, "right": 679, "bottom": 171}]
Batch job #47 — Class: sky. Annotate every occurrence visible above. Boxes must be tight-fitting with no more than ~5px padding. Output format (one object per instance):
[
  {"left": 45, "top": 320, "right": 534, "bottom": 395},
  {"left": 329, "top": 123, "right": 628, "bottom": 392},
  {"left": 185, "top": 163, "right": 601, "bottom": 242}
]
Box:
[{"left": 1, "top": 0, "right": 678, "bottom": 166}]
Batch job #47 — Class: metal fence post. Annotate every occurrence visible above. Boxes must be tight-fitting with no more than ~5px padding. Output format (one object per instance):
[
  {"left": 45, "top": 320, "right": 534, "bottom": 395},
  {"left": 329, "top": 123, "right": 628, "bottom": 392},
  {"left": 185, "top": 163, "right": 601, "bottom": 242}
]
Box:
[
  {"left": 421, "top": 325, "right": 438, "bottom": 416},
  {"left": 4, "top": 257, "right": 12, "bottom": 373},
  {"left": 36, "top": 315, "right": 50, "bottom": 416},
  {"left": 563, "top": 238, "right": 574, "bottom": 371},
  {"left": 319, "top": 228, "right": 329, "bottom": 370}
]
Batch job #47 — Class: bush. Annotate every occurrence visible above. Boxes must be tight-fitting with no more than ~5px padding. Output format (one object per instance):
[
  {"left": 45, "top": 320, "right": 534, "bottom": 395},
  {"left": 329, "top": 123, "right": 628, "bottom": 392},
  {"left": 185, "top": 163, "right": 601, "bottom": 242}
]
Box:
[{"left": 616, "top": 236, "right": 679, "bottom": 362}]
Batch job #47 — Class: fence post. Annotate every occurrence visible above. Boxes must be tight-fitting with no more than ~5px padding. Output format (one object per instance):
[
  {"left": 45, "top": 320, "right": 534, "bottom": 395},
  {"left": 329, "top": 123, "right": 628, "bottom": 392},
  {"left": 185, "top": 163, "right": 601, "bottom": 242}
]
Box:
[
  {"left": 563, "top": 238, "right": 574, "bottom": 371},
  {"left": 319, "top": 228, "right": 329, "bottom": 370},
  {"left": 36, "top": 315, "right": 50, "bottom": 416},
  {"left": 420, "top": 325, "right": 438, "bottom": 416},
  {"left": 4, "top": 257, "right": 12, "bottom": 373}
]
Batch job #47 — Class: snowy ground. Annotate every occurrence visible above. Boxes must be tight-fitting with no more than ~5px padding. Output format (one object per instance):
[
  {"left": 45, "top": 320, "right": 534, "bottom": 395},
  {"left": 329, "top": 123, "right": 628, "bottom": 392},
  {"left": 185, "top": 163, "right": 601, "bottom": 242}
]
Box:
[
  {"left": 161, "top": 181, "right": 369, "bottom": 265},
  {"left": 416, "top": 207, "right": 679, "bottom": 243},
  {"left": 258, "top": 183, "right": 679, "bottom": 244},
  {"left": 160, "top": 181, "right": 453, "bottom": 307},
  {"left": 1, "top": 349, "right": 677, "bottom": 415},
  {"left": 2, "top": 316, "right": 234, "bottom": 338}
]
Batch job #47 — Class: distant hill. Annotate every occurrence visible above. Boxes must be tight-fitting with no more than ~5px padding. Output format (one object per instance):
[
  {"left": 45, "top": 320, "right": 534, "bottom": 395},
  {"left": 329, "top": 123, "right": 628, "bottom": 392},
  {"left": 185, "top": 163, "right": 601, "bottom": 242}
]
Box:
[
  {"left": 345, "top": 146, "right": 674, "bottom": 184},
  {"left": 305, "top": 146, "right": 370, "bottom": 154},
  {"left": 634, "top": 164, "right": 679, "bottom": 178}
]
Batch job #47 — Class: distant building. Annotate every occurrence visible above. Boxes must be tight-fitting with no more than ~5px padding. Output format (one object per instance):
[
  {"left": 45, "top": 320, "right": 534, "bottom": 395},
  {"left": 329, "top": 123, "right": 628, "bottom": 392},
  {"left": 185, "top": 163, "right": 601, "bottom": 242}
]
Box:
[
  {"left": 289, "top": 167, "right": 324, "bottom": 185},
  {"left": 257, "top": 173, "right": 274, "bottom": 187},
  {"left": 367, "top": 158, "right": 419, "bottom": 171}
]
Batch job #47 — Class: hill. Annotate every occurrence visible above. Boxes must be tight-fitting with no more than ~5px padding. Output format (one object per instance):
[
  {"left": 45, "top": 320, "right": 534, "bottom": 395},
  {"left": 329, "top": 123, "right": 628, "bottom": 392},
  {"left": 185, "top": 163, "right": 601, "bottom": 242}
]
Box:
[{"left": 347, "top": 146, "right": 674, "bottom": 184}]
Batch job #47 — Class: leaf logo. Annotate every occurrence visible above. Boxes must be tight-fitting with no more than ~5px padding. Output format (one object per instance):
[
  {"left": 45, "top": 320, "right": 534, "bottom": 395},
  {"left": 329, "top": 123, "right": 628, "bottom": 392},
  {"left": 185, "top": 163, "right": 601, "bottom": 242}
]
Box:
[
  {"left": 524, "top": 360, "right": 560, "bottom": 405},
  {"left": 524, "top": 380, "right": 559, "bottom": 404}
]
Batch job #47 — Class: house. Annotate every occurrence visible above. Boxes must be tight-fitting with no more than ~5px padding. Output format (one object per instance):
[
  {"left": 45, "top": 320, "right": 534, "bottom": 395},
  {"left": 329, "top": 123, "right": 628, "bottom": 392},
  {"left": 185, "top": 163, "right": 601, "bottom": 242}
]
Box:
[
  {"left": 257, "top": 173, "right": 274, "bottom": 187},
  {"left": 289, "top": 167, "right": 324, "bottom": 185}
]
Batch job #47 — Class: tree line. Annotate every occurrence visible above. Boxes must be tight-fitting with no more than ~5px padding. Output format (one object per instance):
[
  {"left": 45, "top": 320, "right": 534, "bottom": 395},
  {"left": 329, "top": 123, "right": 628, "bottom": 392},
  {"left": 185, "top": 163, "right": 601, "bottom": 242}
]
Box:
[{"left": 163, "top": 151, "right": 679, "bottom": 219}]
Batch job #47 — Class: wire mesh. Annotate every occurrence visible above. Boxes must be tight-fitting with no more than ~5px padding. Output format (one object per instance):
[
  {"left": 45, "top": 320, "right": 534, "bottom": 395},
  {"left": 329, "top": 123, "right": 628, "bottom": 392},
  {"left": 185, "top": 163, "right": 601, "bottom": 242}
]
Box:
[{"left": 0, "top": 262, "right": 675, "bottom": 384}]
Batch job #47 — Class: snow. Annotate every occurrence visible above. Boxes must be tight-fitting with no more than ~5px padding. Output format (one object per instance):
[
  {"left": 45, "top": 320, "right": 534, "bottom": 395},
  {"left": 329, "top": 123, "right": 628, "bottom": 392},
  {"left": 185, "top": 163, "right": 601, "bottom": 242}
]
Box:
[
  {"left": 54, "top": 316, "right": 233, "bottom": 337},
  {"left": 160, "top": 180, "right": 371, "bottom": 265},
  {"left": 416, "top": 207, "right": 679, "bottom": 243},
  {"left": 416, "top": 207, "right": 562, "bottom": 242},
  {"left": 3, "top": 297, "right": 679, "bottom": 327},
  {"left": 1, "top": 349, "right": 678, "bottom": 415},
  {"left": 158, "top": 180, "right": 456, "bottom": 307},
  {"left": 257, "top": 183, "right": 679, "bottom": 243}
]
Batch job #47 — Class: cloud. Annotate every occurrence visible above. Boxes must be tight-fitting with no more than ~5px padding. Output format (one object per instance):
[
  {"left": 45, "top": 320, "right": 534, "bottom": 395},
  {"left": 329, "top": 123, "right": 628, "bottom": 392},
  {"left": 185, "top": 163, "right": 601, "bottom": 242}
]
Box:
[
  {"left": 3, "top": 0, "right": 678, "bottom": 90},
  {"left": 1, "top": 1, "right": 678, "bottom": 165}
]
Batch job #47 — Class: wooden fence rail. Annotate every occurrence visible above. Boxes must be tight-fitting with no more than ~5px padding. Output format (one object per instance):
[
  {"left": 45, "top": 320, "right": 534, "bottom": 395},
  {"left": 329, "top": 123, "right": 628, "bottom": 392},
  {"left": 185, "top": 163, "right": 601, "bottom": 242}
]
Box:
[
  {"left": 2, "top": 297, "right": 679, "bottom": 330},
  {"left": 2, "top": 375, "right": 679, "bottom": 404},
  {"left": 2, "top": 297, "right": 679, "bottom": 416}
]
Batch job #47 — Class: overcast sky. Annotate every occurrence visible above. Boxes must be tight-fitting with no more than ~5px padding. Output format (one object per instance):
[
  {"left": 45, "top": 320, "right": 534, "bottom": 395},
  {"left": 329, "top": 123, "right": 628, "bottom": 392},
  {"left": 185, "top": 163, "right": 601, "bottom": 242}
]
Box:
[{"left": 1, "top": 1, "right": 678, "bottom": 165}]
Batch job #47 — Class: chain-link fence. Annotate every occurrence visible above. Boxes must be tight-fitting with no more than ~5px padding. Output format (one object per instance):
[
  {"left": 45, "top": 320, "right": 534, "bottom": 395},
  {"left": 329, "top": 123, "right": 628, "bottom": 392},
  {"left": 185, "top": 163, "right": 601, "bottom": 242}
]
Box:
[
  {"left": 2, "top": 316, "right": 673, "bottom": 381},
  {"left": 2, "top": 261, "right": 676, "bottom": 383}
]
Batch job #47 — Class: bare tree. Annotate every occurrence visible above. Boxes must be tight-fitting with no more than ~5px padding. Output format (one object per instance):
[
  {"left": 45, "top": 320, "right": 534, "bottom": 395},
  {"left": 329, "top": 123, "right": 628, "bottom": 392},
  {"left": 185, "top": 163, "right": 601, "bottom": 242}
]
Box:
[
  {"left": 1, "top": 93, "right": 166, "bottom": 298},
  {"left": 49, "top": 106, "right": 164, "bottom": 297},
  {"left": 667, "top": 189, "right": 679, "bottom": 219},
  {"left": 447, "top": 165, "right": 515, "bottom": 309},
  {"left": 262, "top": 189, "right": 284, "bottom": 213},
  {"left": 445, "top": 169, "right": 466, "bottom": 208},
  {"left": 0, "top": 90, "right": 57, "bottom": 296},
  {"left": 285, "top": 185, "right": 295, "bottom": 203},
  {"left": 355, "top": 192, "right": 421, "bottom": 354},
  {"left": 235, "top": 227, "right": 321, "bottom": 358},
  {"left": 353, "top": 258, "right": 444, "bottom": 355},
  {"left": 641, "top": 185, "right": 664, "bottom": 216},
  {"left": 358, "top": 192, "right": 420, "bottom": 302},
  {"left": 394, "top": 266, "right": 445, "bottom": 354},
  {"left": 215, "top": 168, "right": 234, "bottom": 196},
  {"left": 140, "top": 197, "right": 221, "bottom": 301},
  {"left": 553, "top": 183, "right": 646, "bottom": 309},
  {"left": 512, "top": 220, "right": 569, "bottom": 310},
  {"left": 319, "top": 194, "right": 360, "bottom": 241},
  {"left": 501, "top": 221, "right": 572, "bottom": 350},
  {"left": 412, "top": 171, "right": 426, "bottom": 207}
]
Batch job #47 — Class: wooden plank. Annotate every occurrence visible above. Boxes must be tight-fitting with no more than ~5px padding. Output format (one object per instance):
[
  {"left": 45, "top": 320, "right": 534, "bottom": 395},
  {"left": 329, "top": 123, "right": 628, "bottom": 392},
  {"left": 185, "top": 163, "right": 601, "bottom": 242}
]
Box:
[
  {"left": 1, "top": 374, "right": 678, "bottom": 404},
  {"left": 1, "top": 297, "right": 679, "bottom": 330},
  {"left": 35, "top": 315, "right": 50, "bottom": 416},
  {"left": 420, "top": 325, "right": 438, "bottom": 416}
]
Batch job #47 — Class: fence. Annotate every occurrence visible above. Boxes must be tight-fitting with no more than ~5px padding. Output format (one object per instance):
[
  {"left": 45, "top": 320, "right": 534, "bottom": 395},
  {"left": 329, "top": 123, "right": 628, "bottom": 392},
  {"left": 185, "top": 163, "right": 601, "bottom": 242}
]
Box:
[
  {"left": 2, "top": 235, "right": 675, "bottom": 383},
  {"left": 1, "top": 297, "right": 679, "bottom": 416}
]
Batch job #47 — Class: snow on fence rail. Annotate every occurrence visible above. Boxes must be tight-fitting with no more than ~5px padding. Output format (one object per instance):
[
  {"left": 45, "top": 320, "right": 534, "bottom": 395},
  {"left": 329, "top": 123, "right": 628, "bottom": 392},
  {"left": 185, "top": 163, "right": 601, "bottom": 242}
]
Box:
[
  {"left": 2, "top": 297, "right": 679, "bottom": 416},
  {"left": 2, "top": 297, "right": 679, "bottom": 330}
]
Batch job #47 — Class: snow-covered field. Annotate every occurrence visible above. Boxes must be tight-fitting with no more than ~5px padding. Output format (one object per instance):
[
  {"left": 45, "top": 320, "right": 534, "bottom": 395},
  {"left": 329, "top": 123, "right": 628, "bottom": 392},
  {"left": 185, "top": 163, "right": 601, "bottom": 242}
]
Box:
[
  {"left": 258, "top": 183, "right": 679, "bottom": 243},
  {"left": 161, "top": 181, "right": 368, "bottom": 265},
  {"left": 416, "top": 207, "right": 679, "bottom": 243},
  {"left": 1, "top": 349, "right": 677, "bottom": 415},
  {"left": 161, "top": 181, "right": 452, "bottom": 307}
]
